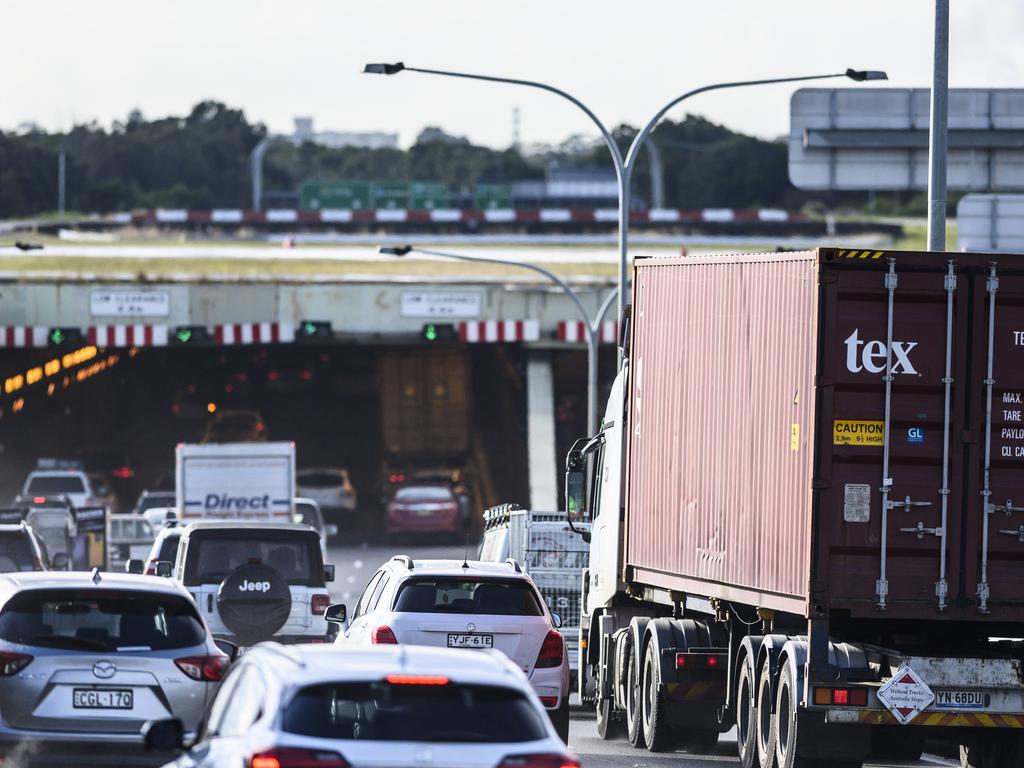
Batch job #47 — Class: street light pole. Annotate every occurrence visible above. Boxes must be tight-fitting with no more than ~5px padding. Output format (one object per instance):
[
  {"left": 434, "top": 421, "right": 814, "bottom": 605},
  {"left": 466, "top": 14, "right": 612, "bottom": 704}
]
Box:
[
  {"left": 927, "top": 0, "right": 950, "bottom": 251},
  {"left": 379, "top": 245, "right": 613, "bottom": 437},
  {"left": 364, "top": 63, "right": 886, "bottom": 364}
]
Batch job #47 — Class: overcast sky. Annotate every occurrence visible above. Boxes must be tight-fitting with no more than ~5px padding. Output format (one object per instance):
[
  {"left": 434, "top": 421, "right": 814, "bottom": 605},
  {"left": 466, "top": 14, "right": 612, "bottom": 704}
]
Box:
[{"left": 3, "top": 1, "right": 1022, "bottom": 147}]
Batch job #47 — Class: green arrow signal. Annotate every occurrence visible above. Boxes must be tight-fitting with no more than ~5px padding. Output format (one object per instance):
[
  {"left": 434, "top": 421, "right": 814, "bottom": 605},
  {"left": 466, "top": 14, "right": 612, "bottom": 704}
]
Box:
[
  {"left": 303, "top": 322, "right": 317, "bottom": 336},
  {"left": 424, "top": 324, "right": 438, "bottom": 342},
  {"left": 176, "top": 329, "right": 193, "bottom": 343},
  {"left": 49, "top": 329, "right": 65, "bottom": 345}
]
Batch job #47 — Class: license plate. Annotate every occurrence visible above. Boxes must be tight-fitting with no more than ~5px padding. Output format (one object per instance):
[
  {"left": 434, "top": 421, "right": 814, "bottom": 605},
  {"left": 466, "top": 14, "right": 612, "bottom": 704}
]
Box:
[
  {"left": 935, "top": 689, "right": 987, "bottom": 709},
  {"left": 447, "top": 633, "right": 493, "bottom": 649},
  {"left": 414, "top": 508, "right": 434, "bottom": 517},
  {"left": 72, "top": 688, "right": 134, "bottom": 709}
]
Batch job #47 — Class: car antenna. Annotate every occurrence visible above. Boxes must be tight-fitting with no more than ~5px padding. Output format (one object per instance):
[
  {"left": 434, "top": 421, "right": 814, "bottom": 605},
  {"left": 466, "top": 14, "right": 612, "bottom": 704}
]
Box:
[{"left": 462, "top": 534, "right": 470, "bottom": 569}]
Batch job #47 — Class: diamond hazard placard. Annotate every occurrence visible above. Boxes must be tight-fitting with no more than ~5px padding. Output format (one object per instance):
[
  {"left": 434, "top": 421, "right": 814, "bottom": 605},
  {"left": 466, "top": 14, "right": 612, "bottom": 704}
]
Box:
[{"left": 877, "top": 665, "right": 934, "bottom": 725}]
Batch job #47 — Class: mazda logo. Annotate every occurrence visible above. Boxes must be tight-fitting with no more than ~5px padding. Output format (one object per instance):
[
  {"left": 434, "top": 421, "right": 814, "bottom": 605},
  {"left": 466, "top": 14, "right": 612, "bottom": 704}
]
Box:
[{"left": 92, "top": 661, "right": 116, "bottom": 679}]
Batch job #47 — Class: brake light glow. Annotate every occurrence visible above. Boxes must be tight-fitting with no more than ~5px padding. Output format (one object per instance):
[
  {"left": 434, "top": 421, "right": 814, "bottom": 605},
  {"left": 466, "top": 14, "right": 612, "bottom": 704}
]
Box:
[
  {"left": 386, "top": 674, "right": 449, "bottom": 685},
  {"left": 175, "top": 654, "right": 230, "bottom": 682},
  {"left": 0, "top": 650, "right": 33, "bottom": 676},
  {"left": 32, "top": 497, "right": 46, "bottom": 504},
  {"left": 497, "top": 754, "right": 581, "bottom": 768},
  {"left": 675, "top": 652, "right": 728, "bottom": 669},
  {"left": 387, "top": 473, "right": 406, "bottom": 484},
  {"left": 249, "top": 747, "right": 349, "bottom": 768},
  {"left": 535, "top": 630, "right": 563, "bottom": 669},
  {"left": 267, "top": 370, "right": 282, "bottom": 382},
  {"left": 371, "top": 625, "right": 398, "bottom": 645},
  {"left": 299, "top": 370, "right": 313, "bottom": 381},
  {"left": 111, "top": 466, "right": 134, "bottom": 479},
  {"left": 311, "top": 594, "right": 330, "bottom": 615}
]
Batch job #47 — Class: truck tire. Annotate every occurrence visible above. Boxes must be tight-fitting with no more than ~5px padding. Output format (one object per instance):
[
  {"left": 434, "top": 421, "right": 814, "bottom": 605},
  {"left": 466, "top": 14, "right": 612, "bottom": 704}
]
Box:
[
  {"left": 596, "top": 696, "right": 622, "bottom": 740},
  {"left": 217, "top": 562, "right": 292, "bottom": 646},
  {"left": 736, "top": 656, "right": 759, "bottom": 768},
  {"left": 961, "top": 734, "right": 1024, "bottom": 768},
  {"left": 640, "top": 637, "right": 675, "bottom": 752},
  {"left": 624, "top": 631, "right": 646, "bottom": 748},
  {"left": 756, "top": 656, "right": 777, "bottom": 768}
]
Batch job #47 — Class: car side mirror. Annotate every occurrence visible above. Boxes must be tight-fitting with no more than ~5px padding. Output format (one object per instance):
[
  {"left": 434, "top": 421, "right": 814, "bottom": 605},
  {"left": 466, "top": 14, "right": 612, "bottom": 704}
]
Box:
[
  {"left": 325, "top": 603, "right": 347, "bottom": 624},
  {"left": 142, "top": 717, "right": 184, "bottom": 752},
  {"left": 214, "top": 638, "right": 240, "bottom": 662},
  {"left": 324, "top": 564, "right": 335, "bottom": 583},
  {"left": 551, "top": 612, "right": 563, "bottom": 629},
  {"left": 50, "top": 552, "right": 69, "bottom": 570},
  {"left": 155, "top": 561, "right": 173, "bottom": 578},
  {"left": 325, "top": 524, "right": 339, "bottom": 537},
  {"left": 125, "top": 559, "right": 144, "bottom": 575}
]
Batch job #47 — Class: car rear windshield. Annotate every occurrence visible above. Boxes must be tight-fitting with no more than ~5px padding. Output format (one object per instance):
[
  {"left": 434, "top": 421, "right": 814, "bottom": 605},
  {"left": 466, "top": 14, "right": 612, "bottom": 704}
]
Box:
[
  {"left": 394, "top": 487, "right": 453, "bottom": 502},
  {"left": 26, "top": 476, "right": 85, "bottom": 495},
  {"left": 393, "top": 578, "right": 543, "bottom": 616},
  {"left": 0, "top": 533, "right": 37, "bottom": 572},
  {"left": 0, "top": 589, "right": 205, "bottom": 651},
  {"left": 183, "top": 531, "right": 322, "bottom": 586},
  {"left": 138, "top": 494, "right": 176, "bottom": 513},
  {"left": 298, "top": 471, "right": 344, "bottom": 488},
  {"left": 282, "top": 681, "right": 548, "bottom": 743}
]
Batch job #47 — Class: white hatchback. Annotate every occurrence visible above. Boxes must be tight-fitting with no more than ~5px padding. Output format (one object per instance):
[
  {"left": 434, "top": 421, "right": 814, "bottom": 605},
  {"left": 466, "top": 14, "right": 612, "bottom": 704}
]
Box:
[{"left": 332, "top": 557, "right": 571, "bottom": 742}]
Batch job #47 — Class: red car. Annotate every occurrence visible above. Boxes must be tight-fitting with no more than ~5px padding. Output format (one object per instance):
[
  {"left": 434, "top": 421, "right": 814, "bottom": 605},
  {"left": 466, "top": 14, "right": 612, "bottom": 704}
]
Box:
[{"left": 385, "top": 485, "right": 461, "bottom": 540}]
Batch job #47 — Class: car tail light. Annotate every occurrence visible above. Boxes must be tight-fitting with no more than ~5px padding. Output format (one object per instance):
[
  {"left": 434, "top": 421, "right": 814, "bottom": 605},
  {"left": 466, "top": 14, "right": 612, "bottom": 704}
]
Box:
[
  {"left": 539, "top": 696, "right": 559, "bottom": 708},
  {"left": 311, "top": 594, "right": 330, "bottom": 615},
  {"left": 387, "top": 473, "right": 405, "bottom": 484},
  {"left": 176, "top": 654, "right": 230, "bottom": 682},
  {"left": 249, "top": 748, "right": 349, "bottom": 768},
  {"left": 0, "top": 651, "right": 33, "bottom": 676},
  {"left": 32, "top": 496, "right": 46, "bottom": 504},
  {"left": 371, "top": 625, "right": 398, "bottom": 645},
  {"left": 497, "top": 754, "right": 581, "bottom": 768},
  {"left": 111, "top": 466, "right": 134, "bottom": 479},
  {"left": 535, "top": 630, "right": 563, "bottom": 669},
  {"left": 386, "top": 674, "right": 449, "bottom": 685}
]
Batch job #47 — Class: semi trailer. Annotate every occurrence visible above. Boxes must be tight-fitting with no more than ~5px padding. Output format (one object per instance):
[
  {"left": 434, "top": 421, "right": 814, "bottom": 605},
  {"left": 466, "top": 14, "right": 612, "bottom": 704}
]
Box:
[{"left": 566, "top": 247, "right": 1024, "bottom": 767}]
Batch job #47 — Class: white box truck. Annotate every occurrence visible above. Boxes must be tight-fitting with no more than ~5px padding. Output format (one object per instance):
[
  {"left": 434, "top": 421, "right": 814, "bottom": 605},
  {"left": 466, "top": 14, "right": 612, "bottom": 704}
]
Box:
[{"left": 176, "top": 442, "right": 295, "bottom": 520}]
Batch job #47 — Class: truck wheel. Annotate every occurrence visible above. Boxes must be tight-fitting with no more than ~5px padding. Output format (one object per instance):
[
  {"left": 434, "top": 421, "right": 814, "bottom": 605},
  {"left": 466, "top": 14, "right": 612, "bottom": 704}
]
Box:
[
  {"left": 736, "top": 657, "right": 759, "bottom": 768},
  {"left": 640, "top": 638, "right": 675, "bottom": 752},
  {"left": 596, "top": 696, "right": 622, "bottom": 740},
  {"left": 775, "top": 663, "right": 843, "bottom": 768},
  {"left": 756, "top": 656, "right": 777, "bottom": 768},
  {"left": 624, "top": 633, "right": 646, "bottom": 748}
]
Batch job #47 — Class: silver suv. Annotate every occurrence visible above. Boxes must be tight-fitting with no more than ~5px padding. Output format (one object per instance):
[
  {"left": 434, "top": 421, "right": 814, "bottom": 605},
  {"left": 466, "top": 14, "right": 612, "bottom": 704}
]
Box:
[
  {"left": 0, "top": 570, "right": 229, "bottom": 767},
  {"left": 173, "top": 521, "right": 334, "bottom": 646}
]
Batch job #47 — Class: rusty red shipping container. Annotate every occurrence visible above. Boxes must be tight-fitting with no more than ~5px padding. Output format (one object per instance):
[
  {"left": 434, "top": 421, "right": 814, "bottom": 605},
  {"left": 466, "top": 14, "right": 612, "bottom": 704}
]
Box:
[{"left": 624, "top": 247, "right": 1024, "bottom": 622}]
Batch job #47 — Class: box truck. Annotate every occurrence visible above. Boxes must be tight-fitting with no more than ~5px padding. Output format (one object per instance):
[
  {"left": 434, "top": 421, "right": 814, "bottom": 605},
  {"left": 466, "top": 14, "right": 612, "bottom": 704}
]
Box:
[
  {"left": 176, "top": 442, "right": 295, "bottom": 520},
  {"left": 567, "top": 248, "right": 1024, "bottom": 766}
]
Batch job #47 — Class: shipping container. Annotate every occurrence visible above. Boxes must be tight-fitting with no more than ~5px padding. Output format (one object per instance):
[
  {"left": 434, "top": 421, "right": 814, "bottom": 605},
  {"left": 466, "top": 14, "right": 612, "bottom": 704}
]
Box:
[
  {"left": 378, "top": 348, "right": 470, "bottom": 459},
  {"left": 568, "top": 247, "right": 1024, "bottom": 764}
]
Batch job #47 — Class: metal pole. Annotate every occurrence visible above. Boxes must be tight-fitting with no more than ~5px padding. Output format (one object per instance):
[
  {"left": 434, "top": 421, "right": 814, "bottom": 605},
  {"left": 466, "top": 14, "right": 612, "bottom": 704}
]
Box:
[
  {"left": 406, "top": 247, "right": 601, "bottom": 436},
  {"left": 927, "top": 0, "right": 950, "bottom": 251},
  {"left": 57, "top": 149, "right": 66, "bottom": 216},
  {"left": 250, "top": 137, "right": 271, "bottom": 211}
]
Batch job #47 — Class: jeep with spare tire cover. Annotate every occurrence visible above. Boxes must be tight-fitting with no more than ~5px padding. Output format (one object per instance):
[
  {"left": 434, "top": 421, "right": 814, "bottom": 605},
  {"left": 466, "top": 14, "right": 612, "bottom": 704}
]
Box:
[{"left": 172, "top": 521, "right": 334, "bottom": 646}]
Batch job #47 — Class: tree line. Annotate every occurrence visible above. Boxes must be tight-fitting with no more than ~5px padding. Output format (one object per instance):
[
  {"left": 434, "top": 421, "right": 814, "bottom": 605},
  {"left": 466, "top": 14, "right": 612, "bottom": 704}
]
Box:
[{"left": 0, "top": 99, "right": 874, "bottom": 218}]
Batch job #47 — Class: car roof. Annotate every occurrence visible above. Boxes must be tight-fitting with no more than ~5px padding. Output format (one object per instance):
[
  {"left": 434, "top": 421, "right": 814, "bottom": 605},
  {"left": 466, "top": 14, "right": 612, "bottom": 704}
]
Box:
[
  {"left": 0, "top": 571, "right": 194, "bottom": 600},
  {"left": 0, "top": 524, "right": 29, "bottom": 533},
  {"left": 181, "top": 521, "right": 315, "bottom": 535},
  {"left": 25, "top": 470, "right": 87, "bottom": 477},
  {"left": 246, "top": 643, "right": 526, "bottom": 689},
  {"left": 387, "top": 558, "right": 529, "bottom": 580}
]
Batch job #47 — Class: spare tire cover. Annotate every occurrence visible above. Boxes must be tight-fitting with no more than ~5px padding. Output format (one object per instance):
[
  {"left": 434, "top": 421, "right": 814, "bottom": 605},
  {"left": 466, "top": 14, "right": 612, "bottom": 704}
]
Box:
[{"left": 217, "top": 563, "right": 292, "bottom": 646}]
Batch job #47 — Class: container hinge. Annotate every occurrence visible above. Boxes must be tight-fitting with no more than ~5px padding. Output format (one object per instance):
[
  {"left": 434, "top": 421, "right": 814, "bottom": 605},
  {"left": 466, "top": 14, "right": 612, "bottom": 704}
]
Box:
[
  {"left": 989, "top": 500, "right": 1024, "bottom": 516},
  {"left": 900, "top": 522, "right": 942, "bottom": 539},
  {"left": 935, "top": 578, "right": 948, "bottom": 606},
  {"left": 886, "top": 496, "right": 932, "bottom": 512},
  {"left": 998, "top": 526, "right": 1024, "bottom": 543}
]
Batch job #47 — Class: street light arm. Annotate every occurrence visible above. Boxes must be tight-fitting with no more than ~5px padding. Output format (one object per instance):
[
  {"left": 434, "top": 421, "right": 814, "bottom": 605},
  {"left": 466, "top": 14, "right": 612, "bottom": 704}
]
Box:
[
  {"left": 398, "top": 65, "right": 625, "bottom": 169},
  {"left": 623, "top": 71, "right": 864, "bottom": 168},
  {"left": 592, "top": 288, "right": 619, "bottom": 334}
]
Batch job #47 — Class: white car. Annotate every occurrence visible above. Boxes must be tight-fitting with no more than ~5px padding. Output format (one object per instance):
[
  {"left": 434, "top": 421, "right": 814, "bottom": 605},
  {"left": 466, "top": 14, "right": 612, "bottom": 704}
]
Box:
[
  {"left": 143, "top": 643, "right": 579, "bottom": 768},
  {"left": 21, "top": 469, "right": 96, "bottom": 509},
  {"left": 296, "top": 467, "right": 357, "bottom": 515},
  {"left": 333, "top": 557, "right": 571, "bottom": 742}
]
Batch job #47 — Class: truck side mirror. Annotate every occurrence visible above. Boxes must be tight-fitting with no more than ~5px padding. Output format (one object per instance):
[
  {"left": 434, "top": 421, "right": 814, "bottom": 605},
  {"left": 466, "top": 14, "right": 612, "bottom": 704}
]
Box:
[
  {"left": 125, "top": 559, "right": 145, "bottom": 575},
  {"left": 565, "top": 463, "right": 587, "bottom": 523},
  {"left": 155, "top": 561, "right": 173, "bottom": 578}
]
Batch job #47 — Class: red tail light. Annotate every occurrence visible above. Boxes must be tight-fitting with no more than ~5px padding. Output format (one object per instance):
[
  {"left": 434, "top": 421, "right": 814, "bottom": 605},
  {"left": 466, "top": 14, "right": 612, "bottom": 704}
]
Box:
[
  {"left": 249, "top": 748, "right": 349, "bottom": 768},
  {"left": 371, "top": 625, "right": 398, "bottom": 645},
  {"left": 176, "top": 654, "right": 230, "bottom": 682},
  {"left": 497, "top": 754, "right": 581, "bottom": 768},
  {"left": 0, "top": 650, "right": 33, "bottom": 676},
  {"left": 32, "top": 496, "right": 46, "bottom": 504},
  {"left": 311, "top": 594, "right": 330, "bottom": 615},
  {"left": 386, "top": 674, "right": 448, "bottom": 685},
  {"left": 535, "top": 630, "right": 563, "bottom": 669},
  {"left": 676, "top": 652, "right": 728, "bottom": 669},
  {"left": 539, "top": 696, "right": 559, "bottom": 708},
  {"left": 111, "top": 466, "right": 134, "bottom": 479},
  {"left": 387, "top": 473, "right": 406, "bottom": 484}
]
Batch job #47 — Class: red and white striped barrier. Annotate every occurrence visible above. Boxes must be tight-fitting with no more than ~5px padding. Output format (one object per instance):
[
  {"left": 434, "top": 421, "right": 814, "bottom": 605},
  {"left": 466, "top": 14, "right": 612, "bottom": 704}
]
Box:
[
  {"left": 458, "top": 320, "right": 540, "bottom": 343},
  {"left": 557, "top": 321, "right": 618, "bottom": 344},
  {"left": 131, "top": 207, "right": 802, "bottom": 227},
  {"left": 213, "top": 322, "right": 295, "bottom": 345},
  {"left": 0, "top": 327, "right": 48, "bottom": 348},
  {"left": 89, "top": 325, "right": 168, "bottom": 347}
]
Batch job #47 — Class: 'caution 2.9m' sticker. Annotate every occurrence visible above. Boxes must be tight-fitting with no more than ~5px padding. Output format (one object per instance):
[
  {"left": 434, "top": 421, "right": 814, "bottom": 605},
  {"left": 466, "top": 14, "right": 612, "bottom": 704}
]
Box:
[{"left": 833, "top": 419, "right": 884, "bottom": 446}]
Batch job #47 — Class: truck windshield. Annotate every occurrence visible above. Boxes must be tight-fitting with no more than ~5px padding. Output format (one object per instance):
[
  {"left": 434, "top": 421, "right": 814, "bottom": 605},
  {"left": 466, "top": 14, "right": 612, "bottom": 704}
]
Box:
[{"left": 183, "top": 531, "right": 322, "bottom": 586}]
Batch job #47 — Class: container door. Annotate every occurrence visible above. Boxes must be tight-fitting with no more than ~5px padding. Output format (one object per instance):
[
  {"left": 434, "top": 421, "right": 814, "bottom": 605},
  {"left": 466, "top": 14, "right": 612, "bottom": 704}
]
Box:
[
  {"left": 816, "top": 254, "right": 968, "bottom": 617},
  {"left": 964, "top": 265, "right": 1024, "bottom": 614}
]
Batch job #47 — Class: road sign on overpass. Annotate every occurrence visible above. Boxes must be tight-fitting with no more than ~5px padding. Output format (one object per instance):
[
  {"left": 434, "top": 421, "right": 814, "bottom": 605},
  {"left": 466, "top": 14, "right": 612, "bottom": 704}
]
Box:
[
  {"left": 957, "top": 194, "right": 1024, "bottom": 253},
  {"left": 789, "top": 88, "right": 1024, "bottom": 190}
]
